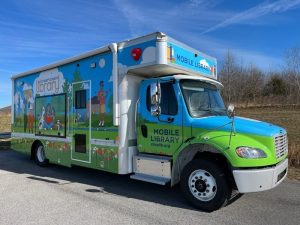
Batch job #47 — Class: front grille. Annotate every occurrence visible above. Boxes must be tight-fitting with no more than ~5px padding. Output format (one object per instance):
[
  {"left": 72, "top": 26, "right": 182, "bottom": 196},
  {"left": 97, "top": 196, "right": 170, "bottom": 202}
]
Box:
[{"left": 274, "top": 133, "right": 288, "bottom": 159}]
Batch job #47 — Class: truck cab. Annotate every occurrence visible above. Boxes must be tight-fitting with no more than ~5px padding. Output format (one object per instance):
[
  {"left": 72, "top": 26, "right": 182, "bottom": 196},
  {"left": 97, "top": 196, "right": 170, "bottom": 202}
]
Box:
[{"left": 134, "top": 74, "right": 288, "bottom": 212}]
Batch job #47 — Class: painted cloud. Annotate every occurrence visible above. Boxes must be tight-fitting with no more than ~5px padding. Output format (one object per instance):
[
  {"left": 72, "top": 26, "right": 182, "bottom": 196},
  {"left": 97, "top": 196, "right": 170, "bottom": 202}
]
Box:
[
  {"left": 199, "top": 59, "right": 210, "bottom": 69},
  {"left": 141, "top": 46, "right": 156, "bottom": 64},
  {"left": 33, "top": 68, "right": 65, "bottom": 96}
]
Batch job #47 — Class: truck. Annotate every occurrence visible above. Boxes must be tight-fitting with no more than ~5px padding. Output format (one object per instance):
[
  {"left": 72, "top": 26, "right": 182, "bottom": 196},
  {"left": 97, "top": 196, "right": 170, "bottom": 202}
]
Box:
[{"left": 11, "top": 32, "right": 288, "bottom": 212}]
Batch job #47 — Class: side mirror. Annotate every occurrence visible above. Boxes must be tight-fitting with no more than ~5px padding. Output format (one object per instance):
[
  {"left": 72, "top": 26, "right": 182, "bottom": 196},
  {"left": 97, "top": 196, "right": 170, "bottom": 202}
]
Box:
[
  {"left": 227, "top": 104, "right": 235, "bottom": 118},
  {"left": 150, "top": 82, "right": 161, "bottom": 116}
]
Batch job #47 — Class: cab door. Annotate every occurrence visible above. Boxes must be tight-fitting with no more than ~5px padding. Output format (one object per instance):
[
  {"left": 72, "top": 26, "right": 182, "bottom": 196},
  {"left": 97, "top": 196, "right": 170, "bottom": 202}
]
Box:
[
  {"left": 137, "top": 80, "right": 183, "bottom": 156},
  {"left": 71, "top": 81, "right": 91, "bottom": 163}
]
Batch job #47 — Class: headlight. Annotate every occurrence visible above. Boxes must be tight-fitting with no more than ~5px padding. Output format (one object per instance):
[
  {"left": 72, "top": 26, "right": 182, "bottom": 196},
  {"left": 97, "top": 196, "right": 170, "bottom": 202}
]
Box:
[{"left": 236, "top": 146, "right": 267, "bottom": 159}]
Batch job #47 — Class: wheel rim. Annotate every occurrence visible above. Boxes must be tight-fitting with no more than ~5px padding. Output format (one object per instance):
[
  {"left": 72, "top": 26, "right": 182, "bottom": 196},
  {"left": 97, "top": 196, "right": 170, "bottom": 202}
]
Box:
[
  {"left": 188, "top": 169, "right": 217, "bottom": 202},
  {"left": 37, "top": 146, "right": 45, "bottom": 163}
]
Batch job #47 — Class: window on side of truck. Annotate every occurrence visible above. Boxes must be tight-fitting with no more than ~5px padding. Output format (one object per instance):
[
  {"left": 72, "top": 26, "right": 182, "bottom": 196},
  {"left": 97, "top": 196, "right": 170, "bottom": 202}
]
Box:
[
  {"left": 75, "top": 90, "right": 86, "bottom": 109},
  {"left": 146, "top": 82, "right": 178, "bottom": 115}
]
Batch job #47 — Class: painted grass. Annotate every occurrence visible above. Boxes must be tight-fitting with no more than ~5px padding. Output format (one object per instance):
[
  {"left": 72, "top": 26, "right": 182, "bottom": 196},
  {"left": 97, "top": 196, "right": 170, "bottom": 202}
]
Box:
[{"left": 4, "top": 106, "right": 300, "bottom": 171}]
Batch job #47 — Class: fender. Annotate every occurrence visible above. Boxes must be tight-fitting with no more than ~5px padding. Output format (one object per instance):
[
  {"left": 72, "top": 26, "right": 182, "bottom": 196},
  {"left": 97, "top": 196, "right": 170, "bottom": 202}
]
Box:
[{"left": 171, "top": 140, "right": 230, "bottom": 186}]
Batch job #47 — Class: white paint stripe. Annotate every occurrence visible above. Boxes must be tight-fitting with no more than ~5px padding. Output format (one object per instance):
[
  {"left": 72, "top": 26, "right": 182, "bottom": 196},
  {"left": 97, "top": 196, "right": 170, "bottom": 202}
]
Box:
[
  {"left": 12, "top": 132, "right": 35, "bottom": 139},
  {"left": 71, "top": 80, "right": 92, "bottom": 164},
  {"left": 12, "top": 132, "right": 72, "bottom": 143},
  {"left": 90, "top": 139, "right": 119, "bottom": 147}
]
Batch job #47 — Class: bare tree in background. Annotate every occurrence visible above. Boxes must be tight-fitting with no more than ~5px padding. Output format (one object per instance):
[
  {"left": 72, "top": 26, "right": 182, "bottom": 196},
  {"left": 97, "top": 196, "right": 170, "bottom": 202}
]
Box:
[
  {"left": 242, "top": 64, "right": 264, "bottom": 106},
  {"left": 219, "top": 48, "right": 300, "bottom": 106},
  {"left": 284, "top": 47, "right": 300, "bottom": 103},
  {"left": 219, "top": 51, "right": 242, "bottom": 105}
]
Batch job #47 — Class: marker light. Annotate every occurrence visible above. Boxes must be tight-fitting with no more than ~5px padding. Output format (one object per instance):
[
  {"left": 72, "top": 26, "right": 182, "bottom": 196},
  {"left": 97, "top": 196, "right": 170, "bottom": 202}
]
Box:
[
  {"left": 236, "top": 146, "right": 267, "bottom": 159},
  {"left": 131, "top": 48, "right": 142, "bottom": 61}
]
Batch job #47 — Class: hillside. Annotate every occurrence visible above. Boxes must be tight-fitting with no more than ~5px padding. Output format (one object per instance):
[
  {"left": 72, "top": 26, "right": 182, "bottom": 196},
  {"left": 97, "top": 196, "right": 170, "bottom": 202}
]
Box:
[
  {"left": 0, "top": 106, "right": 11, "bottom": 132},
  {"left": 0, "top": 105, "right": 11, "bottom": 115}
]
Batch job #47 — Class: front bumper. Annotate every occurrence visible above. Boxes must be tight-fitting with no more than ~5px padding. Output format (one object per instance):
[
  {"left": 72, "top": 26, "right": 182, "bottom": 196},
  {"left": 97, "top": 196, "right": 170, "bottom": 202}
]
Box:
[{"left": 232, "top": 158, "right": 288, "bottom": 193}]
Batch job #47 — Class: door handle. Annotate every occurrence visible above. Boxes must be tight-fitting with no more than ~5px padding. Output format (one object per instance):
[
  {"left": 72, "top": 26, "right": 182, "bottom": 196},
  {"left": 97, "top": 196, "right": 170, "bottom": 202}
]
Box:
[
  {"left": 158, "top": 116, "right": 174, "bottom": 123},
  {"left": 167, "top": 117, "right": 174, "bottom": 123},
  {"left": 141, "top": 125, "right": 148, "bottom": 138}
]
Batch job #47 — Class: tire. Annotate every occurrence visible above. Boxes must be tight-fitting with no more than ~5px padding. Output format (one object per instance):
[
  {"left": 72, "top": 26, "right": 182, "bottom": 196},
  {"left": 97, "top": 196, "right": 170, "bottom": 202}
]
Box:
[
  {"left": 180, "top": 159, "right": 231, "bottom": 212},
  {"left": 34, "top": 144, "right": 49, "bottom": 167}
]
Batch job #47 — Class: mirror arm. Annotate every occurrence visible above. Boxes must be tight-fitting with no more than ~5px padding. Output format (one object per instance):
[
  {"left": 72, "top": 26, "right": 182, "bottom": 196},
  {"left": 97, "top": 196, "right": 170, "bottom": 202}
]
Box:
[{"left": 228, "top": 115, "right": 236, "bottom": 147}]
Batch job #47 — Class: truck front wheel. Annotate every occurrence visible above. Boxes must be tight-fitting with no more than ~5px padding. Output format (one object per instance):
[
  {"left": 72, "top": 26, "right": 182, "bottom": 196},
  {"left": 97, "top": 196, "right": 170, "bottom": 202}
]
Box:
[
  {"left": 34, "top": 144, "right": 49, "bottom": 167},
  {"left": 180, "top": 159, "right": 231, "bottom": 212}
]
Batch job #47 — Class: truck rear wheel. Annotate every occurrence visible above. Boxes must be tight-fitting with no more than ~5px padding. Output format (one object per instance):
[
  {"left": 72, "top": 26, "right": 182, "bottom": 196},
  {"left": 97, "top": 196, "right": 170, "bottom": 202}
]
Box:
[
  {"left": 34, "top": 144, "right": 49, "bottom": 167},
  {"left": 180, "top": 159, "right": 231, "bottom": 212}
]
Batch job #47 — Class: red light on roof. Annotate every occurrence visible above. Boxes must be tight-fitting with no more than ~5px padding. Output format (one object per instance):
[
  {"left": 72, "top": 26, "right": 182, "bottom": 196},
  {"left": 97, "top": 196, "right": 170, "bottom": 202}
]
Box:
[{"left": 131, "top": 48, "right": 142, "bottom": 61}]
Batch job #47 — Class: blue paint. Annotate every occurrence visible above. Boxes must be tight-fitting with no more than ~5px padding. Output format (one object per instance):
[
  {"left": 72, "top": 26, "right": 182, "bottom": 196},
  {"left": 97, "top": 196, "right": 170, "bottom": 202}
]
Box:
[
  {"left": 137, "top": 78, "right": 183, "bottom": 126},
  {"left": 118, "top": 39, "right": 156, "bottom": 67},
  {"left": 167, "top": 42, "right": 217, "bottom": 78},
  {"left": 13, "top": 50, "right": 115, "bottom": 132},
  {"left": 191, "top": 116, "right": 285, "bottom": 137},
  {"left": 139, "top": 76, "right": 285, "bottom": 138}
]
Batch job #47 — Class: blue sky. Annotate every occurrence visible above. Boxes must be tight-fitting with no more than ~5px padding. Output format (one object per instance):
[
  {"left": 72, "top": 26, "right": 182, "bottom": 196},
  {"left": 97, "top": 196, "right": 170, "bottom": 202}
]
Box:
[{"left": 1, "top": 0, "right": 300, "bottom": 107}]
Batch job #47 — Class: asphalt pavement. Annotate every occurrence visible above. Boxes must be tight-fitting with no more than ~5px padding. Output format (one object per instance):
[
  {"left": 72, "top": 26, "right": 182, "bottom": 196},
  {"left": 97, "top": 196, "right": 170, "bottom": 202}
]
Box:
[{"left": 0, "top": 149, "right": 299, "bottom": 225}]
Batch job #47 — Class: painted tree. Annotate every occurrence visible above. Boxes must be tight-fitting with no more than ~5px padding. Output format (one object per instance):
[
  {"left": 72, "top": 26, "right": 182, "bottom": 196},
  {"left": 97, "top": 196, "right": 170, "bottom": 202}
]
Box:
[{"left": 73, "top": 70, "right": 82, "bottom": 83}]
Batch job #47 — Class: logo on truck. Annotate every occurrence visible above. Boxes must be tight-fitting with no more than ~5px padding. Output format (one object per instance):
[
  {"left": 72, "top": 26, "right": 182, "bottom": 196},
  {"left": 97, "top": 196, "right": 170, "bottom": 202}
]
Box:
[
  {"left": 167, "top": 45, "right": 176, "bottom": 63},
  {"left": 167, "top": 43, "right": 216, "bottom": 76},
  {"left": 150, "top": 128, "right": 180, "bottom": 148},
  {"left": 33, "top": 68, "right": 65, "bottom": 96}
]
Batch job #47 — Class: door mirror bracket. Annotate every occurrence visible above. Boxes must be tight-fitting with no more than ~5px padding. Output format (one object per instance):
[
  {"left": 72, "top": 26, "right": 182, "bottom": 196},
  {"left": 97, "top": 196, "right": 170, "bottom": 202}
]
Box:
[
  {"left": 227, "top": 104, "right": 235, "bottom": 118},
  {"left": 150, "top": 81, "right": 161, "bottom": 116}
]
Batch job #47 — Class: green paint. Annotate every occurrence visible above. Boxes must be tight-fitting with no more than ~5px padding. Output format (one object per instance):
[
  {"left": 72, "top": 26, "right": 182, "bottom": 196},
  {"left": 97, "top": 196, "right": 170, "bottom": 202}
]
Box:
[
  {"left": 11, "top": 138, "right": 32, "bottom": 155},
  {"left": 171, "top": 128, "right": 287, "bottom": 168},
  {"left": 92, "top": 144, "right": 118, "bottom": 173}
]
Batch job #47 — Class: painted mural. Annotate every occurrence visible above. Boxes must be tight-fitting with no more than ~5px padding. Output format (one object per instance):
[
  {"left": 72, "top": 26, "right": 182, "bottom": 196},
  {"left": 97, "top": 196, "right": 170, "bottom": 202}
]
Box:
[
  {"left": 12, "top": 50, "right": 119, "bottom": 172},
  {"left": 13, "top": 52, "right": 115, "bottom": 135},
  {"left": 12, "top": 37, "right": 159, "bottom": 173},
  {"left": 35, "top": 94, "right": 66, "bottom": 137}
]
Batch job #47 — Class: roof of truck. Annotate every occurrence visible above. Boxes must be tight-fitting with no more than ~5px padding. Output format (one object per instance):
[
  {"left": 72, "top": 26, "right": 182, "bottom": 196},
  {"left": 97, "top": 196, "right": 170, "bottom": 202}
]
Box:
[
  {"left": 11, "top": 32, "right": 162, "bottom": 79},
  {"left": 168, "top": 75, "right": 223, "bottom": 89},
  {"left": 11, "top": 32, "right": 217, "bottom": 80}
]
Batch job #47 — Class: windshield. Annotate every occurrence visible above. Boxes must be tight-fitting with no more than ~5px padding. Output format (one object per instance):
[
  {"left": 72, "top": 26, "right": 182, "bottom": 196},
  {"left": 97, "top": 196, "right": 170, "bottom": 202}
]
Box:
[{"left": 180, "top": 80, "right": 226, "bottom": 117}]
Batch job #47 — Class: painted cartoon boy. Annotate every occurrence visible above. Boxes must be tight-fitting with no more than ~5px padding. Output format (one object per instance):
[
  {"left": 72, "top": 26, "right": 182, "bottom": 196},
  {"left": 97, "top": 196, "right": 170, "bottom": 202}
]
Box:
[
  {"left": 38, "top": 107, "right": 45, "bottom": 130},
  {"left": 97, "top": 81, "right": 107, "bottom": 127},
  {"left": 24, "top": 87, "right": 34, "bottom": 133},
  {"left": 57, "top": 120, "right": 62, "bottom": 131}
]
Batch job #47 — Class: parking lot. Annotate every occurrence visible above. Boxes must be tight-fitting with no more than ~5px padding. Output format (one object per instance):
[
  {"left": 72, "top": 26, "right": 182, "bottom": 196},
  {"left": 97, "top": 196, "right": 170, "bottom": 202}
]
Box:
[{"left": 0, "top": 149, "right": 299, "bottom": 225}]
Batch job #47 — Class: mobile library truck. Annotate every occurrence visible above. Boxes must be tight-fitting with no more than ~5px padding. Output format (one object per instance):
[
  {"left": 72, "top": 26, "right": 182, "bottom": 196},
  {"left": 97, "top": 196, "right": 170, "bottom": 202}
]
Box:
[{"left": 11, "top": 32, "right": 288, "bottom": 211}]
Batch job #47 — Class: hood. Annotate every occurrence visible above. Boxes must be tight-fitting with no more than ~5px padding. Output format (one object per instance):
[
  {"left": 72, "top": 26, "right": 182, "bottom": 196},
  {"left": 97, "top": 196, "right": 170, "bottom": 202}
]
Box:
[{"left": 192, "top": 116, "right": 285, "bottom": 137}]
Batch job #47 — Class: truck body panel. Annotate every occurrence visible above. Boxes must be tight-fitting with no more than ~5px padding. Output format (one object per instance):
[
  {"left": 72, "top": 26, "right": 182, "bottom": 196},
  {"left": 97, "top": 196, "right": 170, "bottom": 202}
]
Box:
[
  {"left": 11, "top": 32, "right": 218, "bottom": 174},
  {"left": 11, "top": 32, "right": 288, "bottom": 211}
]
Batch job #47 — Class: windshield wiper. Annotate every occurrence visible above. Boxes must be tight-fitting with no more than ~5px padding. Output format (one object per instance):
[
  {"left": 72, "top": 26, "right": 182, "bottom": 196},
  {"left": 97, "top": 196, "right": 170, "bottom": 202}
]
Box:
[
  {"left": 198, "top": 107, "right": 208, "bottom": 110},
  {"left": 199, "top": 108, "right": 226, "bottom": 115}
]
